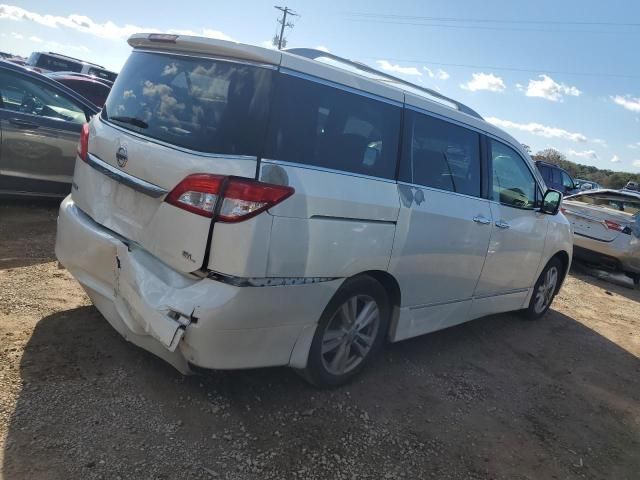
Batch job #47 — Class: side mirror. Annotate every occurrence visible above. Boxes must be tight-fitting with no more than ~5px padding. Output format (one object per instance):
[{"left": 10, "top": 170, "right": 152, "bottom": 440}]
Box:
[{"left": 540, "top": 189, "right": 562, "bottom": 215}]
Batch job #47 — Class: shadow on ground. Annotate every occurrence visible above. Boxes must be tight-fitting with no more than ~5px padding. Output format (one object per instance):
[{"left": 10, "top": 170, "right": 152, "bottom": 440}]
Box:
[
  {"left": 570, "top": 261, "right": 640, "bottom": 303},
  {"left": 3, "top": 303, "right": 640, "bottom": 479}
]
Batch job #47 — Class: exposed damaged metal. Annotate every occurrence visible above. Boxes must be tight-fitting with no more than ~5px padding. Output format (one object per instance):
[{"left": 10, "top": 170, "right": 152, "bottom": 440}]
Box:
[{"left": 207, "top": 271, "right": 340, "bottom": 287}]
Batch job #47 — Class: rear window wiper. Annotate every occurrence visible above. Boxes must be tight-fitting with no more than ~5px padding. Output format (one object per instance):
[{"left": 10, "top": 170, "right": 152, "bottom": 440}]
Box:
[{"left": 109, "top": 116, "right": 149, "bottom": 129}]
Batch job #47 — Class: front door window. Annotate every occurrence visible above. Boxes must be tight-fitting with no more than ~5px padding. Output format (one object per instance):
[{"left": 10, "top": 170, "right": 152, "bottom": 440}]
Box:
[{"left": 490, "top": 140, "right": 537, "bottom": 209}]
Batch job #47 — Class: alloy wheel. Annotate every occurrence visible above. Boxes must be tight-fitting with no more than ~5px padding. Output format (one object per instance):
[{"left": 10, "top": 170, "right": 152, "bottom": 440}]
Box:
[
  {"left": 320, "top": 295, "right": 380, "bottom": 376},
  {"left": 534, "top": 266, "right": 558, "bottom": 314}
]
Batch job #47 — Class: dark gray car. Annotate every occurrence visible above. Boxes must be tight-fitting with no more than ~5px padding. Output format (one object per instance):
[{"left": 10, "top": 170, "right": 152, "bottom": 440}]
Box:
[{"left": 0, "top": 61, "right": 99, "bottom": 197}]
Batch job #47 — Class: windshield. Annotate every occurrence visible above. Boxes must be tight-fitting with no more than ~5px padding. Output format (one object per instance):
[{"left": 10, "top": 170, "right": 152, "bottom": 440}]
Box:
[{"left": 103, "top": 51, "right": 273, "bottom": 156}]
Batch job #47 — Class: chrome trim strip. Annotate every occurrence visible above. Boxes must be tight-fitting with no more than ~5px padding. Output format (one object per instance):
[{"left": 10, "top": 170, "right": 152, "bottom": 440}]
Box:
[
  {"left": 408, "top": 288, "right": 529, "bottom": 310},
  {"left": 310, "top": 215, "right": 396, "bottom": 225},
  {"left": 207, "top": 271, "right": 341, "bottom": 287},
  {"left": 100, "top": 117, "right": 258, "bottom": 161},
  {"left": 574, "top": 232, "right": 615, "bottom": 243},
  {"left": 87, "top": 153, "right": 168, "bottom": 198},
  {"left": 486, "top": 198, "right": 539, "bottom": 212},
  {"left": 472, "top": 288, "right": 529, "bottom": 300},
  {"left": 133, "top": 48, "right": 278, "bottom": 70},
  {"left": 397, "top": 181, "right": 490, "bottom": 203},
  {"left": 261, "top": 158, "right": 397, "bottom": 184},
  {"left": 279, "top": 68, "right": 404, "bottom": 107},
  {"left": 409, "top": 297, "right": 470, "bottom": 310}
]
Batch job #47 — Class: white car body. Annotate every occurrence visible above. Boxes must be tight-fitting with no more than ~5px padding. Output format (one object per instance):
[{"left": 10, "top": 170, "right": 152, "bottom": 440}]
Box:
[
  {"left": 55, "top": 34, "right": 572, "bottom": 377},
  {"left": 563, "top": 189, "right": 640, "bottom": 277}
]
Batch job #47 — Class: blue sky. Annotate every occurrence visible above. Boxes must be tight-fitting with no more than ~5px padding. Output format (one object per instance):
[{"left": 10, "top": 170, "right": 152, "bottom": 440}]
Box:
[{"left": 2, "top": 0, "right": 639, "bottom": 172}]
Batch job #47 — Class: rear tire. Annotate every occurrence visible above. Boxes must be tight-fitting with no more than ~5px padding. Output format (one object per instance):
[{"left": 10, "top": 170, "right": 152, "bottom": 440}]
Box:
[
  {"left": 300, "top": 275, "right": 390, "bottom": 387},
  {"left": 523, "top": 257, "right": 563, "bottom": 320}
]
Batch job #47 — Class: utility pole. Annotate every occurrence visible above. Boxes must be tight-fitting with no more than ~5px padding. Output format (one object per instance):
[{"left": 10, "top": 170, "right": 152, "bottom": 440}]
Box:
[{"left": 273, "top": 6, "right": 299, "bottom": 50}]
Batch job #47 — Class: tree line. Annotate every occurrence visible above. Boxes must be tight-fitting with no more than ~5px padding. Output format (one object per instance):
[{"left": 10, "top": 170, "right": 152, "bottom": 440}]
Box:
[{"left": 529, "top": 148, "right": 639, "bottom": 189}]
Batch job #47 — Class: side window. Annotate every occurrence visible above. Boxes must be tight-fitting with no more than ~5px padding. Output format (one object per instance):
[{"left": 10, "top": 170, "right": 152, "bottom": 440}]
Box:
[
  {"left": 551, "top": 167, "right": 562, "bottom": 186},
  {"left": 400, "top": 110, "right": 481, "bottom": 197},
  {"left": 0, "top": 71, "right": 86, "bottom": 124},
  {"left": 561, "top": 171, "right": 574, "bottom": 189},
  {"left": 490, "top": 139, "right": 537, "bottom": 209},
  {"left": 264, "top": 73, "right": 401, "bottom": 179}
]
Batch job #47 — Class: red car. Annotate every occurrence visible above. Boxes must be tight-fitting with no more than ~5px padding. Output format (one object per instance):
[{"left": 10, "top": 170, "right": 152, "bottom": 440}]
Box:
[{"left": 46, "top": 73, "right": 111, "bottom": 108}]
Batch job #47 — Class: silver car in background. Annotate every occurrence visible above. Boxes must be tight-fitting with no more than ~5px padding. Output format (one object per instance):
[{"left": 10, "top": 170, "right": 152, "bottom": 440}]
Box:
[
  {"left": 0, "top": 60, "right": 99, "bottom": 197},
  {"left": 563, "top": 189, "right": 640, "bottom": 284}
]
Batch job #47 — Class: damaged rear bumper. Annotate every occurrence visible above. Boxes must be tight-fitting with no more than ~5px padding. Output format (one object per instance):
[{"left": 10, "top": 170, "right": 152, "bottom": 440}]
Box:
[{"left": 55, "top": 196, "right": 342, "bottom": 373}]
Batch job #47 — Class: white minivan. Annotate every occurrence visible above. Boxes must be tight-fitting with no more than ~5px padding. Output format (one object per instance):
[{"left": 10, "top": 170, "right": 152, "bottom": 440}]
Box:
[{"left": 56, "top": 34, "right": 572, "bottom": 386}]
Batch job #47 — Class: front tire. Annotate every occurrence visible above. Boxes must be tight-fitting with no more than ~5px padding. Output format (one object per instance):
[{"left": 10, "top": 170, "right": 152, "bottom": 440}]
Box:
[
  {"left": 301, "top": 275, "right": 390, "bottom": 387},
  {"left": 524, "top": 257, "right": 563, "bottom": 320}
]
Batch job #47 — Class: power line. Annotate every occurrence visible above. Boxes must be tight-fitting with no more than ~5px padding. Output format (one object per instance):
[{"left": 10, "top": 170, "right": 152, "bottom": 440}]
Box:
[
  {"left": 345, "top": 12, "right": 640, "bottom": 27},
  {"left": 273, "top": 6, "right": 300, "bottom": 50},
  {"left": 345, "top": 18, "right": 640, "bottom": 35},
  {"left": 358, "top": 57, "right": 640, "bottom": 79}
]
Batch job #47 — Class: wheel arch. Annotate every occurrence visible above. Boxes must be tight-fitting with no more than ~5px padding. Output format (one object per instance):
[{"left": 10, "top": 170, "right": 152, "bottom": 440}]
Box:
[
  {"left": 549, "top": 250, "right": 570, "bottom": 292},
  {"left": 358, "top": 270, "right": 401, "bottom": 340}
]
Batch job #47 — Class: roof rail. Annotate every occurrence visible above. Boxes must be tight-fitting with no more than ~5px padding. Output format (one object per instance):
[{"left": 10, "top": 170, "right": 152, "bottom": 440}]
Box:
[
  {"left": 285, "top": 48, "right": 483, "bottom": 120},
  {"left": 45, "top": 51, "right": 105, "bottom": 69}
]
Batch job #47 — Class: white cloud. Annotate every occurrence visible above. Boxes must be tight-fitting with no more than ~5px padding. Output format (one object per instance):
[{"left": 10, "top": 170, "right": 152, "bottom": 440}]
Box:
[
  {"left": 610, "top": 155, "right": 621, "bottom": 163},
  {"left": 628, "top": 142, "right": 640, "bottom": 149},
  {"left": 593, "top": 138, "right": 607, "bottom": 147},
  {"left": 28, "top": 35, "right": 42, "bottom": 42},
  {"left": 0, "top": 4, "right": 232, "bottom": 41},
  {"left": 612, "top": 95, "right": 640, "bottom": 113},
  {"left": 11, "top": 31, "right": 22, "bottom": 39},
  {"left": 633, "top": 160, "right": 640, "bottom": 167},
  {"left": 515, "top": 83, "right": 524, "bottom": 92},
  {"left": 422, "top": 66, "right": 449, "bottom": 80},
  {"left": 486, "top": 117, "right": 588, "bottom": 142},
  {"left": 376, "top": 60, "right": 422, "bottom": 76},
  {"left": 46, "top": 40, "right": 89, "bottom": 53},
  {"left": 525, "top": 75, "right": 581, "bottom": 102},
  {"left": 568, "top": 149, "right": 598, "bottom": 160},
  {"left": 460, "top": 72, "right": 505, "bottom": 92},
  {"left": 436, "top": 69, "right": 449, "bottom": 80}
]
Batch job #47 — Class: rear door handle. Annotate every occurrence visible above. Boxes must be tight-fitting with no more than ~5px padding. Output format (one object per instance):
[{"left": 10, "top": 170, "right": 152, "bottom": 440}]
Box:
[
  {"left": 473, "top": 216, "right": 491, "bottom": 225},
  {"left": 495, "top": 220, "right": 510, "bottom": 229},
  {"left": 9, "top": 118, "right": 40, "bottom": 129}
]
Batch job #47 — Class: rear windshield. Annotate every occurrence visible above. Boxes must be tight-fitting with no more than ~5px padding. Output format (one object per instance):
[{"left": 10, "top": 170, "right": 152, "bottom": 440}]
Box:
[
  {"left": 87, "top": 67, "right": 117, "bottom": 83},
  {"left": 569, "top": 193, "right": 640, "bottom": 217},
  {"left": 32, "top": 54, "right": 82, "bottom": 73},
  {"left": 103, "top": 51, "right": 273, "bottom": 156}
]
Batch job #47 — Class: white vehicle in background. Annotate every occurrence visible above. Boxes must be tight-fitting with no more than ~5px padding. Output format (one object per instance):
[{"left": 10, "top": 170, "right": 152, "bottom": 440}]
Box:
[
  {"left": 563, "top": 189, "right": 640, "bottom": 285},
  {"left": 26, "top": 51, "right": 117, "bottom": 83},
  {"left": 55, "top": 34, "right": 572, "bottom": 386},
  {"left": 575, "top": 179, "right": 601, "bottom": 191}
]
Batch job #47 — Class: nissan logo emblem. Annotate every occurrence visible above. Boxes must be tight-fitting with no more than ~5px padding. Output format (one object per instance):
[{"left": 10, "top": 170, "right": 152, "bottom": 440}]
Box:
[{"left": 116, "top": 146, "right": 128, "bottom": 168}]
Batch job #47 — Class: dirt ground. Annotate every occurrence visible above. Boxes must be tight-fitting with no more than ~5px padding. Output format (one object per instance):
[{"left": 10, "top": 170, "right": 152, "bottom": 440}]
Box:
[{"left": 0, "top": 200, "right": 639, "bottom": 480}]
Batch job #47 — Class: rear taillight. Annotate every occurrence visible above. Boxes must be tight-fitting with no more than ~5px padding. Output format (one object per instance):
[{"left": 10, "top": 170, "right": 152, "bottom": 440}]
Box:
[
  {"left": 165, "top": 174, "right": 294, "bottom": 222},
  {"left": 77, "top": 123, "right": 89, "bottom": 163},
  {"left": 604, "top": 220, "right": 631, "bottom": 234}
]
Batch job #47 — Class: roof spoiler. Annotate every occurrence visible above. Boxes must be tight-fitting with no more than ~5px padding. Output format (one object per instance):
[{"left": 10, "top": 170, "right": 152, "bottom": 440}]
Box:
[{"left": 285, "top": 48, "right": 483, "bottom": 120}]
